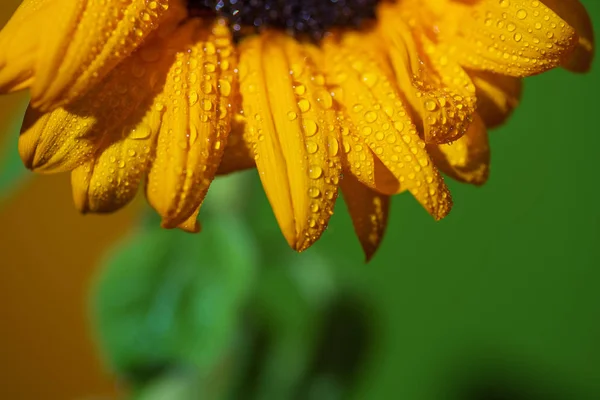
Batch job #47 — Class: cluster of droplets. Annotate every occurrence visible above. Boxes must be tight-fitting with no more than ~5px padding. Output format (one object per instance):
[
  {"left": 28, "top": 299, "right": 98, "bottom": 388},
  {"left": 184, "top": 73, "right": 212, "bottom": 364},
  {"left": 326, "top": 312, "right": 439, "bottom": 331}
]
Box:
[
  {"left": 24, "top": 0, "right": 175, "bottom": 194},
  {"left": 462, "top": 0, "right": 575, "bottom": 75},
  {"left": 413, "top": 49, "right": 477, "bottom": 144},
  {"left": 238, "top": 36, "right": 344, "bottom": 250},
  {"left": 37, "top": 0, "right": 173, "bottom": 111},
  {"left": 188, "top": 0, "right": 381, "bottom": 41},
  {"left": 38, "top": 18, "right": 236, "bottom": 217},
  {"left": 288, "top": 62, "right": 341, "bottom": 246},
  {"left": 373, "top": 5, "right": 479, "bottom": 147},
  {"left": 21, "top": 30, "right": 172, "bottom": 212},
  {"left": 144, "top": 19, "right": 236, "bottom": 228},
  {"left": 327, "top": 44, "right": 451, "bottom": 219}
]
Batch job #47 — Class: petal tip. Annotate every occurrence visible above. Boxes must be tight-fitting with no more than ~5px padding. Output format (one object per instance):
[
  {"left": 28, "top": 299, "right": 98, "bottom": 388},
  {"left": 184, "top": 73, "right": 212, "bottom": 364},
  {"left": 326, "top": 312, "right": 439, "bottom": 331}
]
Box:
[{"left": 176, "top": 218, "right": 202, "bottom": 234}]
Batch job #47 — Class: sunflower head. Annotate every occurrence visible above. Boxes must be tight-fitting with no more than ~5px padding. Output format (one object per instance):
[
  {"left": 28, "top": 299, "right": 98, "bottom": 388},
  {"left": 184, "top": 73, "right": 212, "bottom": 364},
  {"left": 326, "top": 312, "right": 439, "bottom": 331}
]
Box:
[{"left": 0, "top": 0, "right": 594, "bottom": 260}]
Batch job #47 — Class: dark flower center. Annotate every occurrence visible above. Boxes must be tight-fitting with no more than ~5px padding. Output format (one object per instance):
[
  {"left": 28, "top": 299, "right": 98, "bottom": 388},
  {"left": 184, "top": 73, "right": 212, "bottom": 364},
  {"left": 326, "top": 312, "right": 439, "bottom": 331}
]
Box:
[{"left": 188, "top": 0, "right": 381, "bottom": 41}]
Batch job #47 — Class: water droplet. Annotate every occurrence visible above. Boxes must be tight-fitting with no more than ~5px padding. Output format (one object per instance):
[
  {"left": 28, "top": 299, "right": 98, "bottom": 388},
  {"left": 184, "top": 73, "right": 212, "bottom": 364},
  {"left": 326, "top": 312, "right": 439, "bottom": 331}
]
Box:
[
  {"left": 394, "top": 121, "right": 405, "bottom": 132},
  {"left": 188, "top": 91, "right": 199, "bottom": 106},
  {"left": 201, "top": 81, "right": 212, "bottom": 94},
  {"left": 327, "top": 136, "right": 339, "bottom": 157},
  {"left": 303, "top": 120, "right": 318, "bottom": 136},
  {"left": 424, "top": 100, "right": 438, "bottom": 111},
  {"left": 308, "top": 187, "right": 321, "bottom": 198},
  {"left": 202, "top": 99, "right": 213, "bottom": 111},
  {"left": 189, "top": 126, "right": 198, "bottom": 145},
  {"left": 361, "top": 72, "right": 379, "bottom": 88},
  {"left": 365, "top": 111, "right": 377, "bottom": 123},
  {"left": 352, "top": 104, "right": 364, "bottom": 113},
  {"left": 309, "top": 165, "right": 323, "bottom": 179},
  {"left": 298, "top": 99, "right": 311, "bottom": 113},
  {"left": 218, "top": 79, "right": 232, "bottom": 96},
  {"left": 129, "top": 124, "right": 152, "bottom": 140},
  {"left": 294, "top": 85, "right": 306, "bottom": 95},
  {"left": 516, "top": 9, "right": 528, "bottom": 20},
  {"left": 306, "top": 141, "right": 318, "bottom": 154}
]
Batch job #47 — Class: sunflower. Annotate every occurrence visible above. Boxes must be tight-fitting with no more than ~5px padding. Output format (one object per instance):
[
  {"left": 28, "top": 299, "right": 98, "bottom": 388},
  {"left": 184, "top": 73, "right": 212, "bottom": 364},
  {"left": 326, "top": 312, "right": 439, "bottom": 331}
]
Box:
[{"left": 0, "top": 0, "right": 594, "bottom": 259}]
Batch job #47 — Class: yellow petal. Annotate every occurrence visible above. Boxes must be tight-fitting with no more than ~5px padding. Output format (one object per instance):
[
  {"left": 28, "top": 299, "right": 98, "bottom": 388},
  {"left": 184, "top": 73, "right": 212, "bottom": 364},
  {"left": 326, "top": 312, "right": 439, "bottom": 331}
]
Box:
[
  {"left": 239, "top": 32, "right": 341, "bottom": 251},
  {"left": 468, "top": 69, "right": 522, "bottom": 129},
  {"left": 67, "top": 18, "right": 229, "bottom": 215},
  {"left": 19, "top": 20, "right": 188, "bottom": 174},
  {"left": 542, "top": 0, "right": 595, "bottom": 72},
  {"left": 340, "top": 171, "right": 390, "bottom": 262},
  {"left": 19, "top": 106, "right": 97, "bottom": 173},
  {"left": 217, "top": 100, "right": 255, "bottom": 175},
  {"left": 379, "top": 6, "right": 477, "bottom": 144},
  {"left": 146, "top": 19, "right": 236, "bottom": 229},
  {"left": 429, "top": 114, "right": 490, "bottom": 186},
  {"left": 323, "top": 37, "right": 452, "bottom": 220},
  {"left": 177, "top": 208, "right": 201, "bottom": 233},
  {"left": 432, "top": 0, "right": 579, "bottom": 77},
  {"left": 70, "top": 106, "right": 163, "bottom": 213},
  {"left": 0, "top": 0, "right": 185, "bottom": 111}
]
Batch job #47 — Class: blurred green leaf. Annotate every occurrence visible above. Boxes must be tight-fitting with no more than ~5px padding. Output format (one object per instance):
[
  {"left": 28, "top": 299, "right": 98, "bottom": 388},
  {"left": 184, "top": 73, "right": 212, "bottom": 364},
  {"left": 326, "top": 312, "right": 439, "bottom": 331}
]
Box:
[
  {"left": 0, "top": 93, "right": 29, "bottom": 201},
  {"left": 134, "top": 370, "right": 200, "bottom": 400},
  {"left": 92, "top": 211, "right": 258, "bottom": 390}
]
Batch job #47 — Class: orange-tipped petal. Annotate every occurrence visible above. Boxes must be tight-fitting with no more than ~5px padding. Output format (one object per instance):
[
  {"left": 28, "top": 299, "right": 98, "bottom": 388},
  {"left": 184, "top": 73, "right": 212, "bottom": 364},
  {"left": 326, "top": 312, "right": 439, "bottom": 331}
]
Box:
[
  {"left": 429, "top": 114, "right": 490, "bottom": 186},
  {"left": 468, "top": 70, "right": 523, "bottom": 129},
  {"left": 324, "top": 37, "right": 452, "bottom": 220},
  {"left": 341, "top": 171, "right": 390, "bottom": 262},
  {"left": 146, "top": 19, "right": 236, "bottom": 229},
  {"left": 18, "top": 18, "right": 189, "bottom": 174},
  {"left": 432, "top": 0, "right": 579, "bottom": 77},
  {"left": 542, "top": 0, "right": 595, "bottom": 72},
  {"left": 67, "top": 18, "right": 232, "bottom": 215},
  {"left": 0, "top": 0, "right": 185, "bottom": 111},
  {"left": 378, "top": 7, "right": 477, "bottom": 144},
  {"left": 69, "top": 107, "right": 163, "bottom": 214},
  {"left": 239, "top": 32, "right": 341, "bottom": 251}
]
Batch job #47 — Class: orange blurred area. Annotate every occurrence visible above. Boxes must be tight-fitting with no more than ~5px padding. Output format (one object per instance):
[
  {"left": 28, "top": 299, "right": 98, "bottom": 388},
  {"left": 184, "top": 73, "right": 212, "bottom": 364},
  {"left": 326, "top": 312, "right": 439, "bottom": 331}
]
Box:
[
  {"left": 0, "top": 2, "right": 136, "bottom": 394},
  {"left": 0, "top": 174, "right": 137, "bottom": 399}
]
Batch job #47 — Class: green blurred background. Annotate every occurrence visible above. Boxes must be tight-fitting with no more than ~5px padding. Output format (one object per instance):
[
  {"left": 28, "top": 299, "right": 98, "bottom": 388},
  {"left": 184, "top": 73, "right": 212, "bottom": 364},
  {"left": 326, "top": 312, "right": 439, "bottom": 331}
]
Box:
[{"left": 0, "top": 1, "right": 599, "bottom": 399}]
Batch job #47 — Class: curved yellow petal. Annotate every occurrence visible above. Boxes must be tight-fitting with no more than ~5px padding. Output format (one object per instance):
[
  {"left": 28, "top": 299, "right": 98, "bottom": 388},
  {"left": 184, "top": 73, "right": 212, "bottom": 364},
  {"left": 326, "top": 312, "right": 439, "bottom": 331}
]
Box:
[
  {"left": 379, "top": 6, "right": 477, "bottom": 144},
  {"left": 430, "top": 0, "right": 579, "bottom": 77},
  {"left": 19, "top": 106, "right": 96, "bottom": 173},
  {"left": 324, "top": 37, "right": 452, "bottom": 220},
  {"left": 18, "top": 20, "right": 187, "bottom": 174},
  {"left": 341, "top": 171, "right": 390, "bottom": 262},
  {"left": 69, "top": 100, "right": 164, "bottom": 214},
  {"left": 542, "top": 0, "right": 594, "bottom": 72},
  {"left": 66, "top": 18, "right": 232, "bottom": 216},
  {"left": 146, "top": 19, "right": 236, "bottom": 229},
  {"left": 239, "top": 32, "right": 341, "bottom": 251},
  {"left": 429, "top": 114, "right": 490, "bottom": 186},
  {"left": 0, "top": 0, "right": 186, "bottom": 111},
  {"left": 468, "top": 70, "right": 523, "bottom": 129}
]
